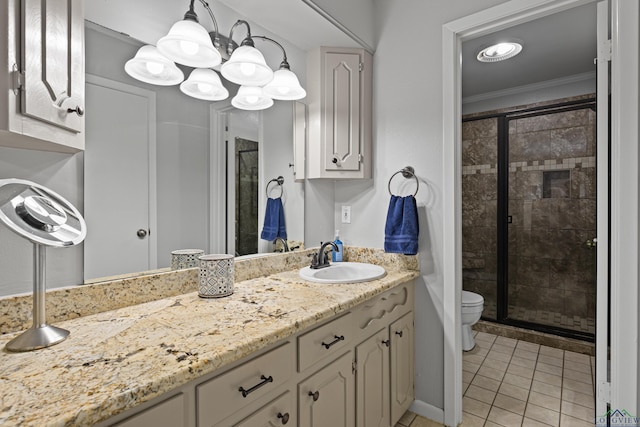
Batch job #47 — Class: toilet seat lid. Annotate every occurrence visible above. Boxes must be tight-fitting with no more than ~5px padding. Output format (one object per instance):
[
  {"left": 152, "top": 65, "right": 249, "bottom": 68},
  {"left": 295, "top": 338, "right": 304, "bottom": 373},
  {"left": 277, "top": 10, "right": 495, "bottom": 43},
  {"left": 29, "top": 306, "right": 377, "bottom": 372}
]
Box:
[{"left": 462, "top": 290, "right": 484, "bottom": 305}]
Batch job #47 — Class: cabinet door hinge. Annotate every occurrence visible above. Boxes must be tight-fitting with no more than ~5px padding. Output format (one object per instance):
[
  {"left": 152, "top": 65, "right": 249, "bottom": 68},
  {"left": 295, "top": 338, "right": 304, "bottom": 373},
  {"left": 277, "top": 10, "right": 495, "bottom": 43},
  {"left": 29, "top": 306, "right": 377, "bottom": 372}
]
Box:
[
  {"left": 358, "top": 153, "right": 363, "bottom": 163},
  {"left": 352, "top": 360, "right": 357, "bottom": 374},
  {"left": 359, "top": 62, "right": 364, "bottom": 72},
  {"left": 597, "top": 381, "right": 611, "bottom": 404},
  {"left": 11, "top": 64, "right": 24, "bottom": 94}
]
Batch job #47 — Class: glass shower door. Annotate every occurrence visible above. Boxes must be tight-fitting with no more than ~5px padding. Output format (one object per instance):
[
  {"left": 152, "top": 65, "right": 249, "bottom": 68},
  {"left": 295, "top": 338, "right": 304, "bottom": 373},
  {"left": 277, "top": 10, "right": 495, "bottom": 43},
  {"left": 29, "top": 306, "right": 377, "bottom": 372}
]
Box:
[{"left": 506, "top": 105, "right": 597, "bottom": 336}]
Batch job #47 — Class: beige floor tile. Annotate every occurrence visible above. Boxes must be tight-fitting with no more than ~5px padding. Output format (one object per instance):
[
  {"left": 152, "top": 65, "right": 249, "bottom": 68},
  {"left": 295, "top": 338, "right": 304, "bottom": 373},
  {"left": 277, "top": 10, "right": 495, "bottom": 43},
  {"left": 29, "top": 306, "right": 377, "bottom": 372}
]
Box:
[
  {"left": 463, "top": 381, "right": 470, "bottom": 395},
  {"left": 507, "top": 363, "right": 535, "bottom": 379},
  {"left": 533, "top": 370, "right": 563, "bottom": 387},
  {"left": 539, "top": 346, "right": 564, "bottom": 359},
  {"left": 463, "top": 370, "right": 476, "bottom": 384},
  {"left": 487, "top": 349, "right": 513, "bottom": 363},
  {"left": 560, "top": 401, "right": 594, "bottom": 423},
  {"left": 471, "top": 374, "right": 502, "bottom": 392},
  {"left": 478, "top": 365, "right": 506, "bottom": 381},
  {"left": 463, "top": 360, "right": 481, "bottom": 374},
  {"left": 562, "top": 368, "right": 592, "bottom": 385},
  {"left": 531, "top": 380, "right": 562, "bottom": 399},
  {"left": 516, "top": 340, "right": 540, "bottom": 353},
  {"left": 510, "top": 355, "right": 537, "bottom": 369},
  {"left": 559, "top": 413, "right": 595, "bottom": 427},
  {"left": 495, "top": 336, "right": 518, "bottom": 348},
  {"left": 409, "top": 415, "right": 445, "bottom": 427},
  {"left": 475, "top": 331, "right": 497, "bottom": 343},
  {"left": 397, "top": 410, "right": 417, "bottom": 426},
  {"left": 523, "top": 417, "right": 554, "bottom": 427},
  {"left": 536, "top": 361, "right": 563, "bottom": 376},
  {"left": 461, "top": 411, "right": 486, "bottom": 427},
  {"left": 514, "top": 348, "right": 539, "bottom": 361},
  {"left": 482, "top": 358, "right": 509, "bottom": 372},
  {"left": 466, "top": 345, "right": 490, "bottom": 357},
  {"left": 562, "top": 360, "right": 591, "bottom": 374},
  {"left": 528, "top": 390, "right": 561, "bottom": 412},
  {"left": 525, "top": 403, "right": 560, "bottom": 426},
  {"left": 463, "top": 396, "right": 492, "bottom": 419},
  {"left": 487, "top": 406, "right": 524, "bottom": 426},
  {"left": 464, "top": 384, "right": 497, "bottom": 405},
  {"left": 491, "top": 343, "right": 516, "bottom": 356},
  {"left": 498, "top": 381, "right": 530, "bottom": 402},
  {"left": 493, "top": 393, "right": 526, "bottom": 415},
  {"left": 484, "top": 421, "right": 503, "bottom": 427},
  {"left": 537, "top": 354, "right": 563, "bottom": 368},
  {"left": 464, "top": 353, "right": 487, "bottom": 366},
  {"left": 561, "top": 378, "right": 593, "bottom": 395},
  {"left": 564, "top": 351, "right": 590, "bottom": 366},
  {"left": 561, "top": 389, "right": 594, "bottom": 409},
  {"left": 503, "top": 372, "right": 533, "bottom": 389}
]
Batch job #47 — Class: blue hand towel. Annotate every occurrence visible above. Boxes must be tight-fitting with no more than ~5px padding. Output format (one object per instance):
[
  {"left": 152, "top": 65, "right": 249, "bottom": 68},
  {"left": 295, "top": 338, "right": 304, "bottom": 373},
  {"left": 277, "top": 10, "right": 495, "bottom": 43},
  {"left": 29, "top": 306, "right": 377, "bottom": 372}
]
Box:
[
  {"left": 384, "top": 195, "right": 419, "bottom": 255},
  {"left": 260, "top": 197, "right": 287, "bottom": 241}
]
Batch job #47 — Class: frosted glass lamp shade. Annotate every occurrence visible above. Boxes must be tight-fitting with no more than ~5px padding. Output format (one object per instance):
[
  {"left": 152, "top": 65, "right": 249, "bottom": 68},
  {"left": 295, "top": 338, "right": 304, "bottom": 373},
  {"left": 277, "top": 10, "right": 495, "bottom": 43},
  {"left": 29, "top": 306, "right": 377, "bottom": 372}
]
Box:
[
  {"left": 124, "top": 45, "right": 184, "bottom": 86},
  {"left": 221, "top": 45, "right": 274, "bottom": 86},
  {"left": 157, "top": 20, "right": 222, "bottom": 68},
  {"left": 231, "top": 86, "right": 273, "bottom": 110},
  {"left": 180, "top": 69, "right": 229, "bottom": 101},
  {"left": 263, "top": 68, "right": 306, "bottom": 100}
]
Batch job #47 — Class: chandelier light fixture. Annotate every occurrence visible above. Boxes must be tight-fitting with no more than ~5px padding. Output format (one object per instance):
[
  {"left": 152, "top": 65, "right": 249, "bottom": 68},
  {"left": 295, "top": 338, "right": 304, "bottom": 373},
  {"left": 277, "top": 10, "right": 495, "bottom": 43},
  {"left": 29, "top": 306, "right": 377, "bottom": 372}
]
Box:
[{"left": 124, "top": 0, "right": 306, "bottom": 110}]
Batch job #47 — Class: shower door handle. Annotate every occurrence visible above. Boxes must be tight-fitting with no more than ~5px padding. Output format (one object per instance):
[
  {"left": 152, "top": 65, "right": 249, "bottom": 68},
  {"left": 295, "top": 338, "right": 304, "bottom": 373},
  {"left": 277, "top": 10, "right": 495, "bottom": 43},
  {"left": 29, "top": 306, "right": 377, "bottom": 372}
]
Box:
[{"left": 585, "top": 238, "right": 597, "bottom": 248}]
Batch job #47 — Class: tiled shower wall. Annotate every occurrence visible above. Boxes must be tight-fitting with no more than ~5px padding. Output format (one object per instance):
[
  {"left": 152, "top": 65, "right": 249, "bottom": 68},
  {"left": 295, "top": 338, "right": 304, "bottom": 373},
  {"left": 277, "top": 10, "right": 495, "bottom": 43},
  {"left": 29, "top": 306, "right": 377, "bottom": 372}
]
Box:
[{"left": 462, "top": 98, "right": 597, "bottom": 334}]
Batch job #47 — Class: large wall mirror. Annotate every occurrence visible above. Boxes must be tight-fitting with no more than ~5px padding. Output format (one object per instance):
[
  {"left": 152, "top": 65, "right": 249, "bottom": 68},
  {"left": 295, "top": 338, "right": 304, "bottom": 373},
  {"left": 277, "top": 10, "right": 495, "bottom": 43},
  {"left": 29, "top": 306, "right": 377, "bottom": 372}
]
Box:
[{"left": 0, "top": 0, "right": 359, "bottom": 296}]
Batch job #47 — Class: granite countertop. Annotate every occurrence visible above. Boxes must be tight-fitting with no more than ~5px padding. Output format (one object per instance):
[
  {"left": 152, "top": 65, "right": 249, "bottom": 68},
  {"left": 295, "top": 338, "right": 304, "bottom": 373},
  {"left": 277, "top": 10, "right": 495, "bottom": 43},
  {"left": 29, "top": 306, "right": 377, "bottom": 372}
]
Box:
[{"left": 0, "top": 250, "right": 419, "bottom": 427}]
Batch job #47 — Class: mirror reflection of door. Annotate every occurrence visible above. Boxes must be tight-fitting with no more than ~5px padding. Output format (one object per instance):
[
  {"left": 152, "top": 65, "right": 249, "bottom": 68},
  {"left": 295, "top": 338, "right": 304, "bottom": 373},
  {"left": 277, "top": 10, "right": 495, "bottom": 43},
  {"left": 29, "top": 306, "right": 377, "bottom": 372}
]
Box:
[
  {"left": 84, "top": 75, "right": 156, "bottom": 281},
  {"left": 235, "top": 138, "right": 259, "bottom": 256}
]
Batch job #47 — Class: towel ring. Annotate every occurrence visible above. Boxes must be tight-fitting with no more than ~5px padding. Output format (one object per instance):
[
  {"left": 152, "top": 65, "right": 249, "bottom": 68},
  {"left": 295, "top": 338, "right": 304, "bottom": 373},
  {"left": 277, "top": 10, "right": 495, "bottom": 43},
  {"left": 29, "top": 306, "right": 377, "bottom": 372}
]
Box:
[
  {"left": 266, "top": 176, "right": 284, "bottom": 198},
  {"left": 388, "top": 166, "right": 419, "bottom": 197}
]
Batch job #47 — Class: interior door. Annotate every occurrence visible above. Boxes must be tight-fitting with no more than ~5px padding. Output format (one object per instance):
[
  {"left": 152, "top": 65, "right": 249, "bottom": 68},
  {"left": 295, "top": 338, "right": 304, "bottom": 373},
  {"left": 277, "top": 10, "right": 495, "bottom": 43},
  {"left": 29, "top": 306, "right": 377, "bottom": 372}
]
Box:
[
  {"left": 595, "top": 0, "right": 610, "bottom": 418},
  {"left": 84, "top": 76, "right": 156, "bottom": 281}
]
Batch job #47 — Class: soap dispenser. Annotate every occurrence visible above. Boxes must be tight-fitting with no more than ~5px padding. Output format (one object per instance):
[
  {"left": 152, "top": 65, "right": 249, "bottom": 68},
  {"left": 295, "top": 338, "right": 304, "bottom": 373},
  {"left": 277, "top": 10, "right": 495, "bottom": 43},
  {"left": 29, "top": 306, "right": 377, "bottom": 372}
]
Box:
[{"left": 332, "top": 230, "right": 343, "bottom": 262}]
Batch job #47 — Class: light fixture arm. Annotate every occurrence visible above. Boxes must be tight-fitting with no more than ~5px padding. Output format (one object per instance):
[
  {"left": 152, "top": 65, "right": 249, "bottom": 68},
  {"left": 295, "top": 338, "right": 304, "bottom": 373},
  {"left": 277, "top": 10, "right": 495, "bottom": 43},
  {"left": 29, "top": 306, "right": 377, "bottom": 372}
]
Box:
[
  {"left": 193, "top": 0, "right": 221, "bottom": 50},
  {"left": 252, "top": 35, "right": 290, "bottom": 70},
  {"left": 227, "top": 20, "right": 255, "bottom": 55}
]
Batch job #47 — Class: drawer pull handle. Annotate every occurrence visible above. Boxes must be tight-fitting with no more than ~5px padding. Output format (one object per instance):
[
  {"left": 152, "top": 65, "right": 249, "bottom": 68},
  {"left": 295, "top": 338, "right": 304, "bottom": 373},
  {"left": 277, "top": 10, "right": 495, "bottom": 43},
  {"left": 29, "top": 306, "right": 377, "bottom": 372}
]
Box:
[
  {"left": 308, "top": 390, "right": 320, "bottom": 401},
  {"left": 322, "top": 335, "right": 345, "bottom": 349},
  {"left": 395, "top": 331, "right": 404, "bottom": 338},
  {"left": 238, "top": 375, "right": 273, "bottom": 397},
  {"left": 382, "top": 339, "right": 390, "bottom": 347},
  {"left": 277, "top": 412, "right": 290, "bottom": 424}
]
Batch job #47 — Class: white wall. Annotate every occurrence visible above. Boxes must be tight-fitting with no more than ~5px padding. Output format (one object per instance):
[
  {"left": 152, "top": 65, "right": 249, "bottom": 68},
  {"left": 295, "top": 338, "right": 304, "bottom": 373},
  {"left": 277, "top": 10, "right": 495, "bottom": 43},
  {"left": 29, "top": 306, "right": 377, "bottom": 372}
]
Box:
[{"left": 329, "top": 0, "right": 508, "bottom": 417}]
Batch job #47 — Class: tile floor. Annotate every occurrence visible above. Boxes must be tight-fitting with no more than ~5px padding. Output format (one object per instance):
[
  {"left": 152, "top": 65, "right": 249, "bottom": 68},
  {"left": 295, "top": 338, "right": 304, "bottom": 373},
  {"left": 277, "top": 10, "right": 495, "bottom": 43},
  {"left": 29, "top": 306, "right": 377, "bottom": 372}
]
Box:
[
  {"left": 462, "top": 331, "right": 596, "bottom": 426},
  {"left": 396, "top": 410, "right": 445, "bottom": 427}
]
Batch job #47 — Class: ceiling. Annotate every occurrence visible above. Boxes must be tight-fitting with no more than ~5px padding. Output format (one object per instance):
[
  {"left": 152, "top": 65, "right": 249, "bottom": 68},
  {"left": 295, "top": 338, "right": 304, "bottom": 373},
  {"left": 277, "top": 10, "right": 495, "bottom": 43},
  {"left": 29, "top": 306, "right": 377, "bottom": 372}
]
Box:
[{"left": 461, "top": 3, "right": 597, "bottom": 99}]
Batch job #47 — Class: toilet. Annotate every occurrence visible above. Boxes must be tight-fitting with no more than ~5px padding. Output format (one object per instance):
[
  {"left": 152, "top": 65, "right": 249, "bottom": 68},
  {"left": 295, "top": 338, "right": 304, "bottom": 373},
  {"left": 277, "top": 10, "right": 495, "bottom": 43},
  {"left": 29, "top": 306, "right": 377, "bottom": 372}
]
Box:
[{"left": 462, "top": 290, "right": 484, "bottom": 351}]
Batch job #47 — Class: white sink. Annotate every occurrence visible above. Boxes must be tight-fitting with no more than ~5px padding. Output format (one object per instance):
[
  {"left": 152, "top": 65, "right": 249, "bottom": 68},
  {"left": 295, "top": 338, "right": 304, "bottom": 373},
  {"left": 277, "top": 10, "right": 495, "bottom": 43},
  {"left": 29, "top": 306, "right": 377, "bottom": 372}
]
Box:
[{"left": 299, "top": 262, "right": 386, "bottom": 284}]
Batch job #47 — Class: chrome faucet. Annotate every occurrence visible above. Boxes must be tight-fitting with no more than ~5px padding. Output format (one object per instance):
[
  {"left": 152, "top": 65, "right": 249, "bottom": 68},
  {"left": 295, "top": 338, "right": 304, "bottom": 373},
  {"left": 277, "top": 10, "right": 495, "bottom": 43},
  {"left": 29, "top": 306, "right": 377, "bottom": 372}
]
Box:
[
  {"left": 309, "top": 241, "right": 339, "bottom": 269},
  {"left": 273, "top": 237, "right": 289, "bottom": 252}
]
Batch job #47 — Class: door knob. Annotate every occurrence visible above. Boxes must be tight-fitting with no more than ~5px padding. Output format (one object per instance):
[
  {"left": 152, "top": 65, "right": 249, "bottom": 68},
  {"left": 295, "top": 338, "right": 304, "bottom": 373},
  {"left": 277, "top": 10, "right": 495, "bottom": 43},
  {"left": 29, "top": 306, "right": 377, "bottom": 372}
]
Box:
[{"left": 137, "top": 229, "right": 148, "bottom": 238}]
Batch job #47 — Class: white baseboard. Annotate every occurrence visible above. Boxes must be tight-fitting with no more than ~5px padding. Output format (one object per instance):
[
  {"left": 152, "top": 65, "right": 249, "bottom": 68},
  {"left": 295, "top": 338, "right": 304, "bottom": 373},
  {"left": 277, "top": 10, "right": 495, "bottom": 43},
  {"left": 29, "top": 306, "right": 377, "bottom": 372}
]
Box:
[{"left": 409, "top": 399, "right": 446, "bottom": 425}]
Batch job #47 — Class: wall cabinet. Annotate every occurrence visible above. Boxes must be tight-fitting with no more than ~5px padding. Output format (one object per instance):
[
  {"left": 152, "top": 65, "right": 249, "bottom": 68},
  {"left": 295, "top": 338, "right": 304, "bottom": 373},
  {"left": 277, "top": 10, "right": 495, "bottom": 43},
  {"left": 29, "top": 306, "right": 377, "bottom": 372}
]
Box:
[
  {"left": 0, "top": 0, "right": 85, "bottom": 153},
  {"left": 306, "top": 47, "right": 372, "bottom": 179},
  {"left": 98, "top": 281, "right": 414, "bottom": 427}
]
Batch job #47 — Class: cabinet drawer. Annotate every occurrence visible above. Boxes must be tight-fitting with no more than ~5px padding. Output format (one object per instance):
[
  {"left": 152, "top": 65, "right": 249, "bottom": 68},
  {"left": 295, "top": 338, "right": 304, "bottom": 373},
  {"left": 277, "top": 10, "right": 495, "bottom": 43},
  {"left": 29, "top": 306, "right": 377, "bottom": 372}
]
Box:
[
  {"left": 298, "top": 312, "right": 353, "bottom": 372},
  {"left": 112, "top": 393, "right": 185, "bottom": 427},
  {"left": 353, "top": 283, "right": 412, "bottom": 334},
  {"left": 198, "top": 342, "right": 294, "bottom": 426},
  {"left": 234, "top": 391, "right": 295, "bottom": 427}
]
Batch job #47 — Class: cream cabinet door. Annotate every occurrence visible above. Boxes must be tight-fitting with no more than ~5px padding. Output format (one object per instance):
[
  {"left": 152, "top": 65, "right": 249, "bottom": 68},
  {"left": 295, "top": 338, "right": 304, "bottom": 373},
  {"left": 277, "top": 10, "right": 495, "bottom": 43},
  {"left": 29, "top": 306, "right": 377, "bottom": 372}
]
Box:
[
  {"left": 21, "top": 0, "right": 84, "bottom": 133},
  {"left": 298, "top": 352, "right": 355, "bottom": 427},
  {"left": 390, "top": 312, "right": 414, "bottom": 425},
  {"left": 234, "top": 391, "right": 295, "bottom": 427},
  {"left": 355, "top": 328, "right": 390, "bottom": 427}
]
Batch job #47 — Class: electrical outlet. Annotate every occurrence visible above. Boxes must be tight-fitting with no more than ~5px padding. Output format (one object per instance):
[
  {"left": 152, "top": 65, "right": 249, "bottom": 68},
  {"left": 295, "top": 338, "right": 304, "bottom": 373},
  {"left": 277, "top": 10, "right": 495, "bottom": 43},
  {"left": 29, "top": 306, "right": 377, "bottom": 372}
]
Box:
[{"left": 341, "top": 206, "right": 351, "bottom": 224}]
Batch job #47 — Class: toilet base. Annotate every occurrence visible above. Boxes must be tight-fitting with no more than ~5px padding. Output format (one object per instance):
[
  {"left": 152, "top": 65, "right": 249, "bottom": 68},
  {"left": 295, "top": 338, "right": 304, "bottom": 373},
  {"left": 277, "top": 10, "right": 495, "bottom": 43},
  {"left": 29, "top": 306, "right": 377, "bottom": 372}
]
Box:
[{"left": 462, "top": 324, "right": 475, "bottom": 351}]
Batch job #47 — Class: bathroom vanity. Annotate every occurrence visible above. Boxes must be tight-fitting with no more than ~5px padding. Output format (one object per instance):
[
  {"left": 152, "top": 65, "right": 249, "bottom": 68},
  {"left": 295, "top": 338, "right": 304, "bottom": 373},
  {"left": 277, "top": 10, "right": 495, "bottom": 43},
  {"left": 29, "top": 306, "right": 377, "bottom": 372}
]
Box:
[{"left": 0, "top": 249, "right": 418, "bottom": 427}]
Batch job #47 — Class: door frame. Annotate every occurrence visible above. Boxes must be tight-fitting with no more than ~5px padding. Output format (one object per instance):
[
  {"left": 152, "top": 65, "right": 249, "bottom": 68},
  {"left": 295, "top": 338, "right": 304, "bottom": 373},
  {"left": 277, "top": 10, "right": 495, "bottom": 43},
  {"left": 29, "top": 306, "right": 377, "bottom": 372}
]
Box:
[
  {"left": 84, "top": 74, "right": 158, "bottom": 279},
  {"left": 442, "top": 0, "right": 608, "bottom": 425}
]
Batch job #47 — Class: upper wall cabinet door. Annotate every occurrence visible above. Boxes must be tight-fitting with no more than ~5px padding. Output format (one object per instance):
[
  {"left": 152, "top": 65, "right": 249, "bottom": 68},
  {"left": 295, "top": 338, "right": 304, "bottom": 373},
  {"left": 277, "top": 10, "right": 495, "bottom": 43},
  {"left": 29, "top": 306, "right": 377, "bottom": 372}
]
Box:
[
  {"left": 22, "top": 0, "right": 84, "bottom": 132},
  {"left": 0, "top": 0, "right": 84, "bottom": 153},
  {"left": 307, "top": 47, "right": 372, "bottom": 179}
]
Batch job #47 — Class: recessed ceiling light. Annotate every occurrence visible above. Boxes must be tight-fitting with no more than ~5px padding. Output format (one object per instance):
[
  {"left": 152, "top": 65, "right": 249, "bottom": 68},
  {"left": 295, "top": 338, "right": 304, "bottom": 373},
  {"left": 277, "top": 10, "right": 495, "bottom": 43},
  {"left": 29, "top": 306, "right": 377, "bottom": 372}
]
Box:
[{"left": 477, "top": 42, "right": 523, "bottom": 63}]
